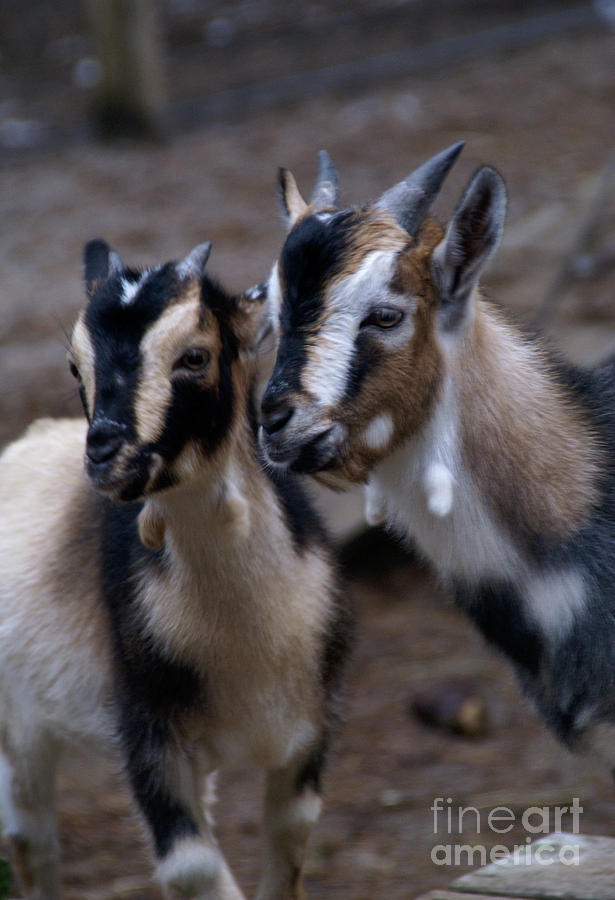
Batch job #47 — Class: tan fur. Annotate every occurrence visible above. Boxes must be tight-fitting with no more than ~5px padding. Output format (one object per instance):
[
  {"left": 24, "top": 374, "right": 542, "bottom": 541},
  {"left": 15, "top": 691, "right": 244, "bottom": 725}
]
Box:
[
  {"left": 69, "top": 314, "right": 96, "bottom": 420},
  {"left": 326, "top": 211, "right": 409, "bottom": 288},
  {"left": 138, "top": 502, "right": 166, "bottom": 550},
  {"left": 280, "top": 170, "right": 308, "bottom": 226},
  {"left": 134, "top": 291, "right": 222, "bottom": 444},
  {"left": 459, "top": 300, "right": 601, "bottom": 540},
  {"left": 132, "top": 419, "right": 333, "bottom": 769},
  {"left": 0, "top": 419, "right": 113, "bottom": 739}
]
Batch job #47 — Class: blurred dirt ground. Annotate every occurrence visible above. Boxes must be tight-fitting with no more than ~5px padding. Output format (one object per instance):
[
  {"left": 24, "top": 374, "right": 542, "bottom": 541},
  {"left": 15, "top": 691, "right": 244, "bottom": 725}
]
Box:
[{"left": 2, "top": 7, "right": 615, "bottom": 899}]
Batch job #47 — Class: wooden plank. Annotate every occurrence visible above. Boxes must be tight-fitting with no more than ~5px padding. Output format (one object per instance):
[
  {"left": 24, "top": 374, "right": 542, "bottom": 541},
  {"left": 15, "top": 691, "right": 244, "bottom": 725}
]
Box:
[{"left": 450, "top": 832, "right": 615, "bottom": 900}]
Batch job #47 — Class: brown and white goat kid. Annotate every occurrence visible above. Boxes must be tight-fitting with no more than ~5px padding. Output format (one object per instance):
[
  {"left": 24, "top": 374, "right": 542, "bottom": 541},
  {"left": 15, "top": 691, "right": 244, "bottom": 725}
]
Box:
[
  {"left": 261, "top": 144, "right": 615, "bottom": 765},
  {"left": 0, "top": 240, "right": 351, "bottom": 900}
]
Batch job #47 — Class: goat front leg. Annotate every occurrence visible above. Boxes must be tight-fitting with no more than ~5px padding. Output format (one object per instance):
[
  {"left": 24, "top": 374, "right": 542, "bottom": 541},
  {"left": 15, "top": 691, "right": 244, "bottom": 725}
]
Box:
[
  {"left": 0, "top": 736, "right": 60, "bottom": 900},
  {"left": 120, "top": 708, "right": 245, "bottom": 900},
  {"left": 256, "top": 745, "right": 326, "bottom": 900}
]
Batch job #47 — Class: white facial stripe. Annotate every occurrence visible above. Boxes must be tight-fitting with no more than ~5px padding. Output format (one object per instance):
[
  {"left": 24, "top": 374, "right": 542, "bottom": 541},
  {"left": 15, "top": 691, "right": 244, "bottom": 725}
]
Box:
[
  {"left": 303, "top": 249, "right": 400, "bottom": 408},
  {"left": 134, "top": 298, "right": 201, "bottom": 444},
  {"left": 363, "top": 412, "right": 394, "bottom": 450}
]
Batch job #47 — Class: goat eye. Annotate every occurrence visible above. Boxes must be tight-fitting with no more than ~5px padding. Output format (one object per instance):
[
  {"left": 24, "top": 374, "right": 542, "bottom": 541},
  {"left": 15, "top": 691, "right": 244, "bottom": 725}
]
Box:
[
  {"left": 68, "top": 360, "right": 81, "bottom": 380},
  {"left": 174, "top": 349, "right": 210, "bottom": 372},
  {"left": 361, "top": 308, "right": 403, "bottom": 329}
]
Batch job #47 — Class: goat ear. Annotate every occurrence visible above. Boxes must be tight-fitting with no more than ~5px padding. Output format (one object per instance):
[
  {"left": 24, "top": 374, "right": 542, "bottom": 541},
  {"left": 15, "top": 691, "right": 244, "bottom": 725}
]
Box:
[
  {"left": 278, "top": 168, "right": 308, "bottom": 230},
  {"left": 84, "top": 239, "right": 123, "bottom": 296},
  {"left": 176, "top": 241, "right": 212, "bottom": 281},
  {"left": 234, "top": 281, "right": 275, "bottom": 354},
  {"left": 431, "top": 166, "right": 506, "bottom": 327}
]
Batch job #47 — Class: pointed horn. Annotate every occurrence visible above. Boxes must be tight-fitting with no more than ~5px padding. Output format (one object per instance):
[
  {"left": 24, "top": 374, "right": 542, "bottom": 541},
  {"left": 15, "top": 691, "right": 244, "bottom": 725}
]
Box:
[
  {"left": 376, "top": 141, "right": 465, "bottom": 235},
  {"left": 176, "top": 241, "right": 212, "bottom": 281},
  {"left": 310, "top": 150, "right": 340, "bottom": 211}
]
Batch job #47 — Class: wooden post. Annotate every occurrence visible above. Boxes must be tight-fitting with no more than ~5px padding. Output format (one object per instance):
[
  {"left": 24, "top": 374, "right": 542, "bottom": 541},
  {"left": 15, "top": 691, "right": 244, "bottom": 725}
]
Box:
[{"left": 85, "top": 0, "right": 167, "bottom": 139}]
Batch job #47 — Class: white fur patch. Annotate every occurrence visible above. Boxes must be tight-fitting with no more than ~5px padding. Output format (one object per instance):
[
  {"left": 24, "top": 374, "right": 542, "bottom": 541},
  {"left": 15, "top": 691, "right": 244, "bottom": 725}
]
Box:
[
  {"left": 297, "top": 791, "right": 323, "bottom": 826},
  {"left": 0, "top": 750, "right": 19, "bottom": 836},
  {"left": 273, "top": 791, "right": 323, "bottom": 834},
  {"left": 524, "top": 568, "right": 586, "bottom": 639},
  {"left": 157, "top": 838, "right": 221, "bottom": 893},
  {"left": 267, "top": 262, "right": 282, "bottom": 328},
  {"left": 364, "top": 480, "right": 387, "bottom": 526},
  {"left": 424, "top": 461, "right": 454, "bottom": 517},
  {"left": 371, "top": 377, "right": 522, "bottom": 584},
  {"left": 121, "top": 271, "right": 151, "bottom": 306},
  {"left": 363, "top": 412, "right": 394, "bottom": 450}
]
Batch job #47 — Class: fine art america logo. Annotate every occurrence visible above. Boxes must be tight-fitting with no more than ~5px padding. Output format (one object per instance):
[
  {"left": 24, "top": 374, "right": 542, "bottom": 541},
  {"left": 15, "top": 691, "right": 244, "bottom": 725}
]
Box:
[{"left": 430, "top": 796, "right": 583, "bottom": 867}]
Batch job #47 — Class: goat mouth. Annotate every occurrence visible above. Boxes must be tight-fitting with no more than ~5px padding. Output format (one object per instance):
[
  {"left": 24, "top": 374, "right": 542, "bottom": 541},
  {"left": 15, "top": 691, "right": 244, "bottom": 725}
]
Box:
[
  {"left": 86, "top": 459, "right": 148, "bottom": 501},
  {"left": 289, "top": 427, "right": 339, "bottom": 474},
  {"left": 260, "top": 422, "right": 345, "bottom": 474}
]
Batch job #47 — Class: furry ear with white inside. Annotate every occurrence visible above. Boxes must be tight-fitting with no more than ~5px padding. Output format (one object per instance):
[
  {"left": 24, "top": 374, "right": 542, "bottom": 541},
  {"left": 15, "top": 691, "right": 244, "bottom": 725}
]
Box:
[
  {"left": 84, "top": 239, "right": 123, "bottom": 296},
  {"left": 235, "top": 281, "right": 276, "bottom": 355},
  {"left": 278, "top": 168, "right": 308, "bottom": 230},
  {"left": 431, "top": 166, "right": 507, "bottom": 328}
]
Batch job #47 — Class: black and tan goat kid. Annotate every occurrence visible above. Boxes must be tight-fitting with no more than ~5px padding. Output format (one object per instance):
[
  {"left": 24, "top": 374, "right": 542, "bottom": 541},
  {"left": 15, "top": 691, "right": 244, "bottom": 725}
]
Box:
[
  {"left": 0, "top": 240, "right": 352, "bottom": 900},
  {"left": 261, "top": 143, "right": 615, "bottom": 767}
]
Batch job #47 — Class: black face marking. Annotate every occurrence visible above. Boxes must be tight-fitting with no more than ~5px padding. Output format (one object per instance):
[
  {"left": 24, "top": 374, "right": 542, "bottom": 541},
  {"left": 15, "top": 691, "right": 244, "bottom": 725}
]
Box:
[
  {"left": 266, "top": 212, "right": 358, "bottom": 402},
  {"left": 280, "top": 212, "right": 353, "bottom": 332},
  {"left": 343, "top": 331, "right": 384, "bottom": 401},
  {"left": 150, "top": 315, "right": 237, "bottom": 475},
  {"left": 99, "top": 498, "right": 203, "bottom": 857},
  {"left": 85, "top": 264, "right": 178, "bottom": 435}
]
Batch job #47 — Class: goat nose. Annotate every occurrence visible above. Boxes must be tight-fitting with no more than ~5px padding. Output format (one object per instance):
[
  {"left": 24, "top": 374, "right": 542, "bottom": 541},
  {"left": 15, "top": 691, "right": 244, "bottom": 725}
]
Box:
[
  {"left": 86, "top": 421, "right": 124, "bottom": 464},
  {"left": 261, "top": 398, "right": 294, "bottom": 436}
]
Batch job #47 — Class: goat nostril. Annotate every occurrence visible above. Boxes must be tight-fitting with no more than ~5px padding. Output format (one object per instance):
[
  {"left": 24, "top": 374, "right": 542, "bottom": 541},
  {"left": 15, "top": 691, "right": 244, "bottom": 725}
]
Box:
[
  {"left": 262, "top": 403, "right": 294, "bottom": 436},
  {"left": 86, "top": 426, "right": 123, "bottom": 465}
]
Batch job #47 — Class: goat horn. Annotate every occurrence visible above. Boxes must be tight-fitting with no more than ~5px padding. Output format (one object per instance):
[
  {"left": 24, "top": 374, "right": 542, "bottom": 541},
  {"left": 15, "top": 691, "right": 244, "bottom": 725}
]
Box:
[
  {"left": 177, "top": 241, "right": 212, "bottom": 281},
  {"left": 376, "top": 141, "right": 465, "bottom": 235},
  {"left": 311, "top": 150, "right": 340, "bottom": 211}
]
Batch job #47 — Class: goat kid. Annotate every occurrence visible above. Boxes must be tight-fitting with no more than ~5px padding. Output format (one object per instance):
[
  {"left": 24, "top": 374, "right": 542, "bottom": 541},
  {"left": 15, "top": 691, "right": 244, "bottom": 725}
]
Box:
[
  {"left": 261, "top": 144, "right": 615, "bottom": 767},
  {"left": 0, "top": 240, "right": 351, "bottom": 899}
]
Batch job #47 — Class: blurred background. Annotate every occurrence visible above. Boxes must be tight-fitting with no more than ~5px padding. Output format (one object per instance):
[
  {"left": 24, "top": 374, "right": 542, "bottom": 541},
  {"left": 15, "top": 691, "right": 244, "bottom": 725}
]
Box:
[{"left": 2, "top": 1, "right": 615, "bottom": 897}]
